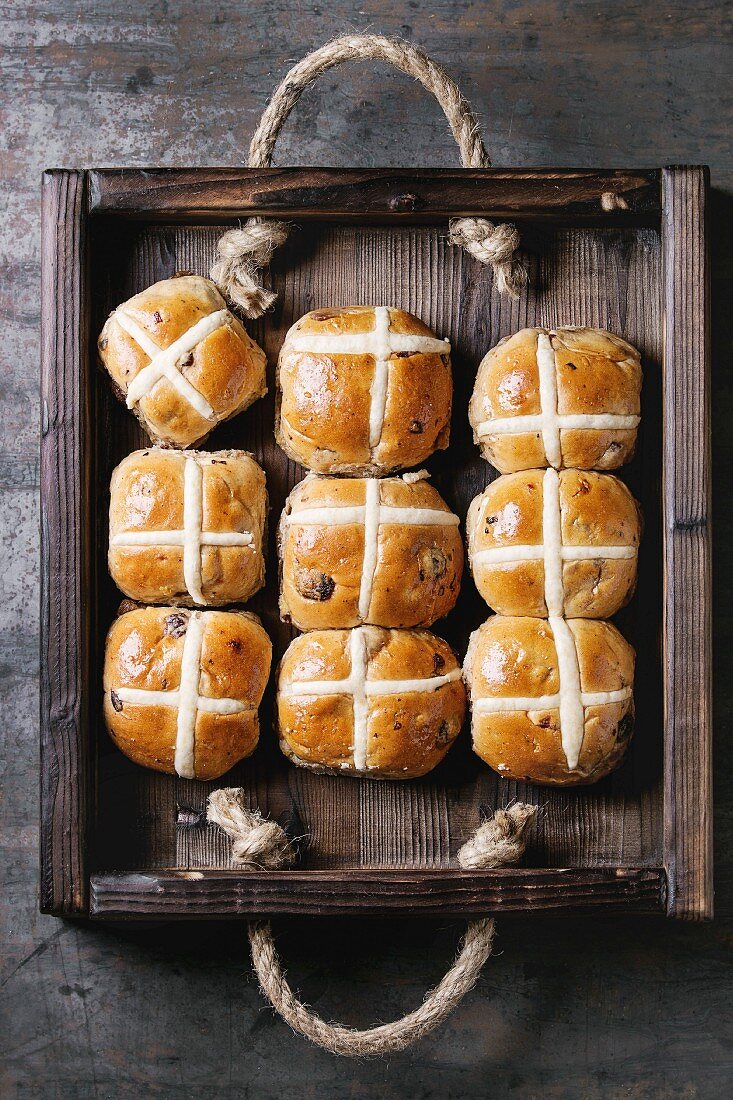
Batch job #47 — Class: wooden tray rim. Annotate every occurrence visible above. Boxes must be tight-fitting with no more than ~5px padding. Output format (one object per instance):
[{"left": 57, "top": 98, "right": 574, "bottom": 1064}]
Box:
[{"left": 40, "top": 164, "right": 712, "bottom": 921}]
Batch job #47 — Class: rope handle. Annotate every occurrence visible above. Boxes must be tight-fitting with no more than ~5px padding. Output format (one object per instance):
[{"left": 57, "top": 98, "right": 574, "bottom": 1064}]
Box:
[
  {"left": 247, "top": 33, "right": 492, "bottom": 172},
  {"left": 207, "top": 790, "right": 536, "bottom": 1058},
  {"left": 211, "top": 34, "right": 527, "bottom": 316}
]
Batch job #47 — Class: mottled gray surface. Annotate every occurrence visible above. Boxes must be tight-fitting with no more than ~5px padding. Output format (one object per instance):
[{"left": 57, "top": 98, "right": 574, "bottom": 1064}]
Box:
[{"left": 2, "top": 1, "right": 732, "bottom": 1096}]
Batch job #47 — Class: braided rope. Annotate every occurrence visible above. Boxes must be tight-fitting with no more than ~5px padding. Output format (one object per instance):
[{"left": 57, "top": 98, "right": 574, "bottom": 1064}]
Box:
[
  {"left": 208, "top": 793, "right": 536, "bottom": 1057},
  {"left": 211, "top": 34, "right": 527, "bottom": 315}
]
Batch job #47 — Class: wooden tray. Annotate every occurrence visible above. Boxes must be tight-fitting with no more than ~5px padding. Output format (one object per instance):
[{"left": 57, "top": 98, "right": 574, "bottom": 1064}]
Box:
[{"left": 40, "top": 166, "right": 712, "bottom": 921}]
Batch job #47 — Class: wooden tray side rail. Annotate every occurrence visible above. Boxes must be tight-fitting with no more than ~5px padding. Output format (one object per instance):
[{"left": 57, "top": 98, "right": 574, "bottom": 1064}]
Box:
[
  {"left": 40, "top": 166, "right": 711, "bottom": 920},
  {"left": 40, "top": 170, "right": 92, "bottom": 916},
  {"left": 86, "top": 168, "right": 661, "bottom": 224},
  {"left": 89, "top": 868, "right": 666, "bottom": 919},
  {"left": 661, "top": 167, "right": 713, "bottom": 919}
]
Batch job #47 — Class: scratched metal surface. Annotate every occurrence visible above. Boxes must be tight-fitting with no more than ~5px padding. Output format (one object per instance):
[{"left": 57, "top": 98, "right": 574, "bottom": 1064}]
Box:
[{"left": 2, "top": 2, "right": 732, "bottom": 1096}]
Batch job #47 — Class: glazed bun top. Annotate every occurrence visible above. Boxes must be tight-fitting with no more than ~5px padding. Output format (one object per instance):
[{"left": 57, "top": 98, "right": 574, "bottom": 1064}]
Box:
[
  {"left": 466, "top": 468, "right": 641, "bottom": 618},
  {"left": 98, "top": 275, "right": 267, "bottom": 448},
  {"left": 276, "top": 306, "right": 453, "bottom": 475},
  {"left": 108, "top": 447, "right": 267, "bottom": 607},
  {"left": 103, "top": 606, "right": 272, "bottom": 780},
  {"left": 465, "top": 615, "right": 635, "bottom": 785},
  {"left": 278, "top": 470, "right": 463, "bottom": 631},
  {"left": 277, "top": 626, "right": 467, "bottom": 779},
  {"left": 469, "top": 326, "right": 642, "bottom": 473}
]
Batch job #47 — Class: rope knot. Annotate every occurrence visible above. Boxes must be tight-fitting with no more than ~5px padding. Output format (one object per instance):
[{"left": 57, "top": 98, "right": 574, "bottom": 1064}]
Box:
[
  {"left": 207, "top": 787, "right": 296, "bottom": 870},
  {"left": 448, "top": 218, "right": 528, "bottom": 299},
  {"left": 210, "top": 219, "right": 290, "bottom": 318},
  {"left": 457, "top": 803, "right": 536, "bottom": 870}
]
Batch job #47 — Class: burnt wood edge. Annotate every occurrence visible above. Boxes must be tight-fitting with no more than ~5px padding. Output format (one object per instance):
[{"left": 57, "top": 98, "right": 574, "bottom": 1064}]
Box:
[
  {"left": 84, "top": 167, "right": 661, "bottom": 223},
  {"left": 661, "top": 166, "right": 713, "bottom": 920},
  {"left": 88, "top": 868, "right": 666, "bottom": 920},
  {"left": 40, "top": 169, "right": 92, "bottom": 916}
]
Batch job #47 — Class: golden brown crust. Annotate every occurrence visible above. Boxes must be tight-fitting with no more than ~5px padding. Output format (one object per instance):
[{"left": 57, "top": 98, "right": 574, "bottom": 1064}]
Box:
[
  {"left": 277, "top": 627, "right": 466, "bottom": 779},
  {"left": 98, "top": 275, "right": 267, "bottom": 448},
  {"left": 464, "top": 616, "right": 635, "bottom": 786},
  {"left": 278, "top": 473, "right": 463, "bottom": 630},
  {"left": 103, "top": 607, "right": 272, "bottom": 779},
  {"left": 466, "top": 469, "right": 641, "bottom": 617},
  {"left": 469, "top": 327, "right": 642, "bottom": 472},
  {"left": 108, "top": 448, "right": 267, "bottom": 606},
  {"left": 275, "top": 307, "right": 452, "bottom": 475}
]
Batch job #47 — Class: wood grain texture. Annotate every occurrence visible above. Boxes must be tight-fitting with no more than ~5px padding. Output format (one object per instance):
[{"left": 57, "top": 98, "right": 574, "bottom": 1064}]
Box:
[
  {"left": 86, "top": 167, "right": 661, "bottom": 222},
  {"left": 661, "top": 167, "right": 713, "bottom": 919},
  {"left": 89, "top": 868, "right": 666, "bottom": 919},
  {"left": 39, "top": 170, "right": 91, "bottom": 916}
]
